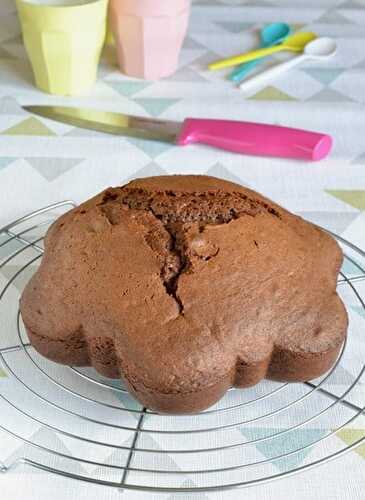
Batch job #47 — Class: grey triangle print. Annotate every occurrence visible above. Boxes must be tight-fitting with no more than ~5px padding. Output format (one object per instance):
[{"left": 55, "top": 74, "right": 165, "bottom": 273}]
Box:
[
  {"left": 126, "top": 137, "right": 173, "bottom": 159},
  {"left": 130, "top": 434, "right": 182, "bottom": 473},
  {"left": 302, "top": 68, "right": 344, "bottom": 86},
  {"left": 89, "top": 438, "right": 134, "bottom": 477},
  {"left": 26, "top": 157, "right": 83, "bottom": 181},
  {"left": 3, "top": 427, "right": 87, "bottom": 475},
  {"left": 167, "top": 479, "right": 210, "bottom": 499},
  {"left": 214, "top": 21, "right": 255, "bottom": 34},
  {"left": 167, "top": 66, "right": 209, "bottom": 83},
  {"left": 207, "top": 163, "right": 248, "bottom": 186},
  {"left": 0, "top": 264, "right": 37, "bottom": 293},
  {"left": 64, "top": 127, "right": 105, "bottom": 138},
  {"left": 0, "top": 96, "right": 25, "bottom": 115},
  {"left": 190, "top": 51, "right": 223, "bottom": 71},
  {"left": 309, "top": 87, "right": 353, "bottom": 102},
  {"left": 326, "top": 365, "right": 359, "bottom": 386},
  {"left": 124, "top": 163, "right": 168, "bottom": 183},
  {"left": 183, "top": 35, "right": 207, "bottom": 51},
  {"left": 353, "top": 57, "right": 365, "bottom": 69},
  {"left": 352, "top": 153, "right": 365, "bottom": 165},
  {"left": 297, "top": 211, "right": 359, "bottom": 234}
]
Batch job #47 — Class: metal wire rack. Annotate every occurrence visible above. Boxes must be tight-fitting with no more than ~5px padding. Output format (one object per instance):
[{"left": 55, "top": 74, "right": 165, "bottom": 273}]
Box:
[{"left": 0, "top": 201, "right": 364, "bottom": 492}]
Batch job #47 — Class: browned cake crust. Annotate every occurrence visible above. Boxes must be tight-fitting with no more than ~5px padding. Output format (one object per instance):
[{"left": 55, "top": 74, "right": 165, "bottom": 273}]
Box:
[{"left": 20, "top": 176, "right": 348, "bottom": 414}]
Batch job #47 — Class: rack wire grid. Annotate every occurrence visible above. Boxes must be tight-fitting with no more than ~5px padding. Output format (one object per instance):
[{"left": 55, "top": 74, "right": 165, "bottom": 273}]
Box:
[{"left": 0, "top": 201, "right": 364, "bottom": 493}]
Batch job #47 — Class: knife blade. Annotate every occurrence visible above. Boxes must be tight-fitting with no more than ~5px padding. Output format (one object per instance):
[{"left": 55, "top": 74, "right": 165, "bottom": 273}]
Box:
[{"left": 23, "top": 105, "right": 332, "bottom": 161}]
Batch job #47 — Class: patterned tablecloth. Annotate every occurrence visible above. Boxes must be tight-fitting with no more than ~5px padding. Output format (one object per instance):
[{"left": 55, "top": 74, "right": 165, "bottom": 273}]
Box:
[{"left": 0, "top": 0, "right": 364, "bottom": 499}]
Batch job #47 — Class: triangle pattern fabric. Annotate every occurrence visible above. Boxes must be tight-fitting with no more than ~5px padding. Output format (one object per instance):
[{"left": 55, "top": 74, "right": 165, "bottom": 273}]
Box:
[
  {"left": 303, "top": 68, "right": 345, "bottom": 85},
  {"left": 167, "top": 479, "right": 210, "bottom": 499},
  {"left": 1, "top": 34, "right": 23, "bottom": 46},
  {"left": 338, "top": 0, "right": 365, "bottom": 7},
  {"left": 26, "top": 157, "right": 83, "bottom": 181},
  {"left": 190, "top": 50, "right": 223, "bottom": 69},
  {"left": 0, "top": 96, "right": 24, "bottom": 115},
  {"left": 106, "top": 81, "right": 151, "bottom": 97},
  {"left": 0, "top": 46, "right": 13, "bottom": 59},
  {"left": 167, "top": 66, "right": 208, "bottom": 83},
  {"left": 0, "top": 157, "right": 16, "bottom": 171},
  {"left": 88, "top": 440, "right": 133, "bottom": 478},
  {"left": 341, "top": 256, "right": 364, "bottom": 276},
  {"left": 336, "top": 429, "right": 365, "bottom": 458},
  {"left": 242, "top": 0, "right": 275, "bottom": 6},
  {"left": 4, "top": 427, "right": 87, "bottom": 475},
  {"left": 299, "top": 211, "right": 359, "bottom": 235},
  {"left": 194, "top": 0, "right": 219, "bottom": 5},
  {"left": 128, "top": 433, "right": 182, "bottom": 477},
  {"left": 2, "top": 117, "right": 55, "bottom": 136},
  {"left": 1, "top": 36, "right": 26, "bottom": 60},
  {"left": 316, "top": 10, "right": 354, "bottom": 24},
  {"left": 134, "top": 98, "right": 181, "bottom": 117},
  {"left": 350, "top": 305, "right": 365, "bottom": 320},
  {"left": 123, "top": 162, "right": 169, "bottom": 181},
  {"left": 70, "top": 367, "right": 143, "bottom": 418},
  {"left": 183, "top": 36, "right": 207, "bottom": 51},
  {"left": 64, "top": 127, "right": 104, "bottom": 138},
  {"left": 290, "top": 23, "right": 306, "bottom": 32},
  {"left": 326, "top": 365, "right": 358, "bottom": 386},
  {"left": 336, "top": 7, "right": 365, "bottom": 25},
  {"left": 207, "top": 163, "right": 247, "bottom": 186},
  {"left": 240, "top": 427, "right": 328, "bottom": 472},
  {"left": 248, "top": 86, "right": 296, "bottom": 101},
  {"left": 214, "top": 21, "right": 254, "bottom": 33},
  {"left": 351, "top": 153, "right": 365, "bottom": 165},
  {"left": 126, "top": 138, "right": 173, "bottom": 159},
  {"left": 353, "top": 57, "right": 365, "bottom": 70},
  {"left": 113, "top": 389, "right": 143, "bottom": 415},
  {"left": 326, "top": 190, "right": 365, "bottom": 211},
  {"left": 0, "top": 265, "right": 37, "bottom": 293},
  {"left": 0, "top": 234, "right": 23, "bottom": 260},
  {"left": 309, "top": 87, "right": 353, "bottom": 102}
]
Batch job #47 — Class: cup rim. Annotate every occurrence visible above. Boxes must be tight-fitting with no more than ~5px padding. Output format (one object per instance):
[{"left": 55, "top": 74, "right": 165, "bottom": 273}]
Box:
[
  {"left": 109, "top": 0, "right": 191, "bottom": 18},
  {"left": 17, "top": 0, "right": 104, "bottom": 9}
]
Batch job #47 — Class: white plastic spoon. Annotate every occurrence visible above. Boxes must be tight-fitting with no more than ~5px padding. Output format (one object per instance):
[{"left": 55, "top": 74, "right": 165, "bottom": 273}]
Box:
[{"left": 239, "top": 37, "right": 337, "bottom": 92}]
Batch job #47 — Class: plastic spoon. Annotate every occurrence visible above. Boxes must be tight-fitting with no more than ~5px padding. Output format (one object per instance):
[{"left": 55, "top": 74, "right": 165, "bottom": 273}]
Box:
[
  {"left": 239, "top": 37, "right": 337, "bottom": 92},
  {"left": 209, "top": 32, "right": 317, "bottom": 71},
  {"left": 229, "top": 23, "right": 291, "bottom": 83}
]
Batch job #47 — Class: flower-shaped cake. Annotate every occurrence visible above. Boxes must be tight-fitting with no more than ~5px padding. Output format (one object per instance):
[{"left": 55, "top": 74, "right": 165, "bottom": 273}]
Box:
[{"left": 20, "top": 176, "right": 348, "bottom": 414}]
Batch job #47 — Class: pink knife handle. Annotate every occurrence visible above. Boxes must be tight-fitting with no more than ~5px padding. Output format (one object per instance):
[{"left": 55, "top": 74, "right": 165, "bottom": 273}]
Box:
[{"left": 176, "top": 118, "right": 332, "bottom": 161}]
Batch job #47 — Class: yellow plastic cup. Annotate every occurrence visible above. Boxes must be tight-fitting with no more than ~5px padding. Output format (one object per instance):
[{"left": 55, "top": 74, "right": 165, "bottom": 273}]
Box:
[{"left": 16, "top": 0, "right": 108, "bottom": 96}]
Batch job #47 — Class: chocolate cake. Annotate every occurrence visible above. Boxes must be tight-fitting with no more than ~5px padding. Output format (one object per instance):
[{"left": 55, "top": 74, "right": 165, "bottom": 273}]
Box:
[{"left": 20, "top": 175, "right": 348, "bottom": 414}]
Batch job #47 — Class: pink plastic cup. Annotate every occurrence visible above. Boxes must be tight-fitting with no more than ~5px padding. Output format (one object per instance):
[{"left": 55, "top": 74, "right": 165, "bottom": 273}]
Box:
[{"left": 109, "top": 0, "right": 191, "bottom": 80}]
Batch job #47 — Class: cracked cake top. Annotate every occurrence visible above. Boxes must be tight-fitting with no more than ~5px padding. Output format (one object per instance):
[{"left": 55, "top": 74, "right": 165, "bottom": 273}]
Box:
[{"left": 20, "top": 175, "right": 347, "bottom": 413}]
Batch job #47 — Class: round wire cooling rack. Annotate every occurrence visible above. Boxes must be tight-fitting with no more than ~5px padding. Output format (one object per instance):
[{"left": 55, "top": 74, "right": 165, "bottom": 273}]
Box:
[{"left": 0, "top": 201, "right": 364, "bottom": 493}]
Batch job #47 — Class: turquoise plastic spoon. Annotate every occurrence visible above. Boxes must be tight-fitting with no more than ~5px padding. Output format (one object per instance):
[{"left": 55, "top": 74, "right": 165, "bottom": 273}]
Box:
[{"left": 230, "top": 23, "right": 291, "bottom": 83}]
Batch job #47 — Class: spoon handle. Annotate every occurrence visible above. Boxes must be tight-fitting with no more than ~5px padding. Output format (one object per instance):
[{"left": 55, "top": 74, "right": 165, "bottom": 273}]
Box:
[
  {"left": 230, "top": 53, "right": 267, "bottom": 82},
  {"left": 240, "top": 54, "right": 307, "bottom": 92},
  {"left": 209, "top": 44, "right": 289, "bottom": 71}
]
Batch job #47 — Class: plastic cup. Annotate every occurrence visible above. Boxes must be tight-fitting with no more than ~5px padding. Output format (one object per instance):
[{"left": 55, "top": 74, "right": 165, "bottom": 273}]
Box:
[
  {"left": 16, "top": 0, "right": 108, "bottom": 96},
  {"left": 109, "top": 0, "right": 191, "bottom": 80},
  {"left": 105, "top": 24, "right": 115, "bottom": 47}
]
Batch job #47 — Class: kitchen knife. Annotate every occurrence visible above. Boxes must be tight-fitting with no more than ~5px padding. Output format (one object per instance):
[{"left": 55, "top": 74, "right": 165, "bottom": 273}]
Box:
[{"left": 23, "top": 105, "right": 332, "bottom": 161}]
